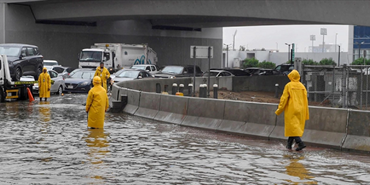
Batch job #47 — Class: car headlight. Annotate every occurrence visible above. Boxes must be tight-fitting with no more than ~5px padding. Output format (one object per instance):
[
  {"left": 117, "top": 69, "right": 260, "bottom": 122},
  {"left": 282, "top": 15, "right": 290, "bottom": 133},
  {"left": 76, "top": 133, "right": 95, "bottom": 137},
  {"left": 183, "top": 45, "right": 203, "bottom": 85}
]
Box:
[
  {"left": 152, "top": 75, "right": 155, "bottom": 77},
  {"left": 170, "top": 76, "right": 176, "bottom": 79},
  {"left": 81, "top": 82, "right": 89, "bottom": 86},
  {"left": 34, "top": 83, "right": 39, "bottom": 87}
]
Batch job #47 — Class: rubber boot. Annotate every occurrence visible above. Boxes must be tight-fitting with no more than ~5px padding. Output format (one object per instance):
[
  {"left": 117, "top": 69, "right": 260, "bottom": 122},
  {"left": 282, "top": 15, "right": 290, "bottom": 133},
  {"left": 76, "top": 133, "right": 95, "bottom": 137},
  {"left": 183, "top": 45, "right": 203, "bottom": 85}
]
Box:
[
  {"left": 40, "top": 98, "right": 42, "bottom": 101},
  {"left": 295, "top": 142, "right": 306, "bottom": 151},
  {"left": 286, "top": 137, "right": 293, "bottom": 150},
  {"left": 45, "top": 98, "right": 47, "bottom": 101}
]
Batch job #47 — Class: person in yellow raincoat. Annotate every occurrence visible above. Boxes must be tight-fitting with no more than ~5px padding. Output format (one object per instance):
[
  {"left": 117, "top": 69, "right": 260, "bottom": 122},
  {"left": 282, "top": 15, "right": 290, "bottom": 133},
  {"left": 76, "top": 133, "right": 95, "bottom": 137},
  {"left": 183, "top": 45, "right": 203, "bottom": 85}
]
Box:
[
  {"left": 86, "top": 76, "right": 109, "bottom": 129},
  {"left": 38, "top": 67, "right": 51, "bottom": 101},
  {"left": 275, "top": 70, "right": 309, "bottom": 151},
  {"left": 94, "top": 62, "right": 110, "bottom": 92}
]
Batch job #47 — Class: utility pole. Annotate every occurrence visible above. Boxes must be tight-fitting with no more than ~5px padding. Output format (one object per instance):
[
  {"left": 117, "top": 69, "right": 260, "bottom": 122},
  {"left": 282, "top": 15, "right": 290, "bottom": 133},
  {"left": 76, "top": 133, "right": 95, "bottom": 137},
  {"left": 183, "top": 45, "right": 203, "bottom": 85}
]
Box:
[
  {"left": 335, "top": 33, "right": 338, "bottom": 53},
  {"left": 321, "top": 28, "right": 327, "bottom": 53},
  {"left": 310, "top": 35, "right": 315, "bottom": 53},
  {"left": 285, "top": 43, "right": 291, "bottom": 63},
  {"left": 338, "top": 45, "right": 341, "bottom": 66},
  {"left": 232, "top": 30, "right": 237, "bottom": 51}
]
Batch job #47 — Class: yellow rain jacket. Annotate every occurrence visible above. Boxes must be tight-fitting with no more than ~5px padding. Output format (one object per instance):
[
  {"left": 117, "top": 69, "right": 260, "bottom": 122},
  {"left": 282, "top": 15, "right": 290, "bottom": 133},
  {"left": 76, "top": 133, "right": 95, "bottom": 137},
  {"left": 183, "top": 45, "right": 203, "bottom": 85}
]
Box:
[
  {"left": 94, "top": 66, "right": 110, "bottom": 92},
  {"left": 275, "top": 70, "right": 309, "bottom": 137},
  {"left": 86, "top": 76, "right": 109, "bottom": 129},
  {"left": 38, "top": 67, "right": 51, "bottom": 98}
]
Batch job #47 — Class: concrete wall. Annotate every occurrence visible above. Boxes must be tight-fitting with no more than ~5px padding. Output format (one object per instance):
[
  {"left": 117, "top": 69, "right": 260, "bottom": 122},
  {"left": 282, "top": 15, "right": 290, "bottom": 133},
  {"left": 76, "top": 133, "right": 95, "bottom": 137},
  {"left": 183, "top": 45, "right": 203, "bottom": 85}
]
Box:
[
  {"left": 3, "top": 4, "right": 223, "bottom": 71},
  {"left": 111, "top": 78, "right": 370, "bottom": 152},
  {"left": 0, "top": 3, "right": 5, "bottom": 44}
]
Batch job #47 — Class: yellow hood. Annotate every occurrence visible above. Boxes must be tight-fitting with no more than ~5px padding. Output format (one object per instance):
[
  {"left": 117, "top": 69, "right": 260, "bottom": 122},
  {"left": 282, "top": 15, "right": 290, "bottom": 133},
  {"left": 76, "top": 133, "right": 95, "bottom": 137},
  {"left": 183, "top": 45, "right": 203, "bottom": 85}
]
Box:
[
  {"left": 288, "top": 70, "right": 300, "bottom": 82},
  {"left": 43, "top": 67, "right": 47, "bottom": 73},
  {"left": 93, "top": 76, "right": 101, "bottom": 86}
]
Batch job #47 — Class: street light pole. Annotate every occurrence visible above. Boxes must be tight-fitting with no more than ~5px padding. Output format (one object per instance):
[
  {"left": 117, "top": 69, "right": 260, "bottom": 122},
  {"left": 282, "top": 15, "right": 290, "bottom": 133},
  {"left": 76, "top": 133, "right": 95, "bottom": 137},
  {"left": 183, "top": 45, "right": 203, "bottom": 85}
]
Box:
[
  {"left": 338, "top": 45, "right": 341, "bottom": 66},
  {"left": 335, "top": 33, "right": 338, "bottom": 53},
  {"left": 285, "top": 43, "right": 291, "bottom": 63}
]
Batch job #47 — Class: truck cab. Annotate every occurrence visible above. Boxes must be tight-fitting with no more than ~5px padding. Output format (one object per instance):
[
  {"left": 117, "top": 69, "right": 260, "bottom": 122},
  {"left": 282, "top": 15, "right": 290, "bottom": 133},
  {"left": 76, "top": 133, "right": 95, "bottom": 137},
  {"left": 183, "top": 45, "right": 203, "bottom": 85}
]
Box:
[{"left": 79, "top": 48, "right": 112, "bottom": 69}]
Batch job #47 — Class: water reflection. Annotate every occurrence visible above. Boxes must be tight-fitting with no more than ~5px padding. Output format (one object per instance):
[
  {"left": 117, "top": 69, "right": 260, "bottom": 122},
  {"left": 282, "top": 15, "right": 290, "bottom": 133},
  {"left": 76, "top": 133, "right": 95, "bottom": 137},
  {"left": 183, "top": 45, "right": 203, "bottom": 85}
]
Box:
[
  {"left": 284, "top": 154, "right": 317, "bottom": 184},
  {"left": 39, "top": 101, "right": 51, "bottom": 123},
  {"left": 85, "top": 129, "right": 110, "bottom": 180}
]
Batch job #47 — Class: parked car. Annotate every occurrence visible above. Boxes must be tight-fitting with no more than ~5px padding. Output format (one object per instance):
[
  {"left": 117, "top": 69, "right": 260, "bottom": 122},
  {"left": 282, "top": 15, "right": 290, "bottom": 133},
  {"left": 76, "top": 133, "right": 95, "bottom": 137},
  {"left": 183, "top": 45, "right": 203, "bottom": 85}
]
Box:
[
  {"left": 273, "top": 64, "right": 294, "bottom": 75},
  {"left": 63, "top": 69, "right": 95, "bottom": 93},
  {"left": 154, "top": 65, "right": 203, "bottom": 78},
  {"left": 0, "top": 43, "right": 43, "bottom": 81},
  {"left": 211, "top": 68, "right": 251, "bottom": 76},
  {"left": 131, "top": 64, "right": 159, "bottom": 74},
  {"left": 245, "top": 67, "right": 275, "bottom": 76},
  {"left": 43, "top": 60, "right": 59, "bottom": 70},
  {"left": 32, "top": 69, "right": 66, "bottom": 95},
  {"left": 113, "top": 69, "right": 153, "bottom": 83},
  {"left": 51, "top": 66, "right": 76, "bottom": 78},
  {"left": 203, "top": 70, "right": 234, "bottom": 77}
]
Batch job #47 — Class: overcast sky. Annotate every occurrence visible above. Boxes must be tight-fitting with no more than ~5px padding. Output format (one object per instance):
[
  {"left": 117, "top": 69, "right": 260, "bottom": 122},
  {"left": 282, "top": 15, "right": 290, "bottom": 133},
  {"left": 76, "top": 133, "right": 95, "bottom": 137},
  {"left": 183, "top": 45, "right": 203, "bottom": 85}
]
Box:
[{"left": 223, "top": 25, "right": 350, "bottom": 52}]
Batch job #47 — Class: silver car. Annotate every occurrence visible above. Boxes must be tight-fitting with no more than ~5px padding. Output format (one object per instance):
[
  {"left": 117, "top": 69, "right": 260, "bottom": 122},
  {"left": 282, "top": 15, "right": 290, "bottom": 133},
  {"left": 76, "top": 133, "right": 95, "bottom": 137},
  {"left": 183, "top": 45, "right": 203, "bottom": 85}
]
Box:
[{"left": 32, "top": 69, "right": 66, "bottom": 94}]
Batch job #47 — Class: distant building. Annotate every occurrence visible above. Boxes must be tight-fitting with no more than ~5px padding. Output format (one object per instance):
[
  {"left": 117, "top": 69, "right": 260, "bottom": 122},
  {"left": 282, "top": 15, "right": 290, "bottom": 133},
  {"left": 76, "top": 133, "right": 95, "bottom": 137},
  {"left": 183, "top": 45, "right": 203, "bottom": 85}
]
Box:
[
  {"left": 352, "top": 25, "right": 370, "bottom": 61},
  {"left": 310, "top": 44, "right": 338, "bottom": 53}
]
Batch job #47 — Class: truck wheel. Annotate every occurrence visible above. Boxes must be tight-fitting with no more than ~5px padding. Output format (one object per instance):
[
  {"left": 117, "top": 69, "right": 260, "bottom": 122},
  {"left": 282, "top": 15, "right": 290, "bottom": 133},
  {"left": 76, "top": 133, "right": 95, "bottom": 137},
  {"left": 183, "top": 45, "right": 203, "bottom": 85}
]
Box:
[
  {"left": 18, "top": 87, "right": 28, "bottom": 100},
  {"left": 0, "top": 87, "right": 5, "bottom": 102}
]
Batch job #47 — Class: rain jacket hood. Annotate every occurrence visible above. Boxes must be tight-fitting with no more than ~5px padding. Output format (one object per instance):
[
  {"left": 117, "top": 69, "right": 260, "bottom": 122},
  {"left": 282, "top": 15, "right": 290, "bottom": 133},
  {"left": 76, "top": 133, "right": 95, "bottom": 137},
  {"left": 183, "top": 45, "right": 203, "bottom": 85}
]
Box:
[
  {"left": 43, "top": 67, "right": 47, "bottom": 73},
  {"left": 275, "top": 69, "right": 309, "bottom": 137},
  {"left": 93, "top": 76, "right": 101, "bottom": 86},
  {"left": 288, "top": 70, "right": 300, "bottom": 82}
]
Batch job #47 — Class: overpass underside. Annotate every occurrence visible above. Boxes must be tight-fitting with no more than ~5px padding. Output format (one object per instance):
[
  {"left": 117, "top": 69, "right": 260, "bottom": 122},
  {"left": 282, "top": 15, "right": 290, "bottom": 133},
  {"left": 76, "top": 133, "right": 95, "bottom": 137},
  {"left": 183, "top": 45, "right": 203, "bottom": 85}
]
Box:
[{"left": 1, "top": 0, "right": 370, "bottom": 69}]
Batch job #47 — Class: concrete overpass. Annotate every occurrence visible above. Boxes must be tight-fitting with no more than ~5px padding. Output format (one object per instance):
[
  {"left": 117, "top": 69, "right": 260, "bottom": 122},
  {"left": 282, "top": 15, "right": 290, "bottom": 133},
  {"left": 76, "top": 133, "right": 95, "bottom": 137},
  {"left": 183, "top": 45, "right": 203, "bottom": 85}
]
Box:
[{"left": 1, "top": 0, "right": 370, "bottom": 69}]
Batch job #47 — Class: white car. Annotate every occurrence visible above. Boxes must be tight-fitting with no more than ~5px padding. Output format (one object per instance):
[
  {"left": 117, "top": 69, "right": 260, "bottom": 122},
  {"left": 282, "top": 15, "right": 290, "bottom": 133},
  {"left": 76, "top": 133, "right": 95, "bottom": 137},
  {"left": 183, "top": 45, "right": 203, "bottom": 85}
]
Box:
[
  {"left": 43, "top": 60, "right": 60, "bottom": 71},
  {"left": 131, "top": 64, "right": 159, "bottom": 74},
  {"left": 32, "top": 69, "right": 66, "bottom": 94}
]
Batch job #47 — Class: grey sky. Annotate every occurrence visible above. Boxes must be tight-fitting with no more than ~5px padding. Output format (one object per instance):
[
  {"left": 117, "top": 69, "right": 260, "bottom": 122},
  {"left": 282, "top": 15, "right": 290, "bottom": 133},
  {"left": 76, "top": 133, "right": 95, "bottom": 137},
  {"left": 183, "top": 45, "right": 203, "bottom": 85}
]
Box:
[{"left": 223, "top": 25, "right": 349, "bottom": 52}]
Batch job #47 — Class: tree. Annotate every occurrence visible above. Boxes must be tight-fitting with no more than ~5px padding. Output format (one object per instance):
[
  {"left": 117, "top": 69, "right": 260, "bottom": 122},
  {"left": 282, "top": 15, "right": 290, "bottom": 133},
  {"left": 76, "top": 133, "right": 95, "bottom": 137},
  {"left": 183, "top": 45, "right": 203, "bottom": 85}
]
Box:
[
  {"left": 242, "top": 58, "right": 259, "bottom": 68},
  {"left": 258, "top": 61, "right": 276, "bottom": 69},
  {"left": 239, "top": 46, "right": 246, "bottom": 51},
  {"left": 351, "top": 57, "right": 370, "bottom": 65},
  {"left": 319, "top": 58, "right": 336, "bottom": 65},
  {"left": 302, "top": 59, "right": 318, "bottom": 65}
]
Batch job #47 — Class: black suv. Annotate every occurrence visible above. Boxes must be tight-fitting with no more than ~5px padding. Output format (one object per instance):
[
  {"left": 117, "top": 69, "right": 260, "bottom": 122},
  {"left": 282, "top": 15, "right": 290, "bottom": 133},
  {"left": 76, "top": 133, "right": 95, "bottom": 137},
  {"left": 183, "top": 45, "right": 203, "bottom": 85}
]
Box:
[
  {"left": 0, "top": 44, "right": 43, "bottom": 81},
  {"left": 154, "top": 65, "right": 203, "bottom": 78},
  {"left": 273, "top": 64, "right": 294, "bottom": 75}
]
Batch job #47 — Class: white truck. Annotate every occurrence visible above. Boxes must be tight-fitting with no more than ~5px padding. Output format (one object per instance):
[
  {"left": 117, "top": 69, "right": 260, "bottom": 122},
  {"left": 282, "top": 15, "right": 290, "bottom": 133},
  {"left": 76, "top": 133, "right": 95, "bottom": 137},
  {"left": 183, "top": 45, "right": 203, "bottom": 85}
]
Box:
[
  {"left": 78, "top": 43, "right": 158, "bottom": 71},
  {"left": 0, "top": 55, "right": 39, "bottom": 102}
]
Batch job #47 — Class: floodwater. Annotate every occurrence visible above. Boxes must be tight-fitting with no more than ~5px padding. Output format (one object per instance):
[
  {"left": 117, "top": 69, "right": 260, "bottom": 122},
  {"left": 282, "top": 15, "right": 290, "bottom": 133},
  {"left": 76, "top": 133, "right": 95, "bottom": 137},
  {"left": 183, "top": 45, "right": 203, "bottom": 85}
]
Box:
[{"left": 0, "top": 94, "right": 370, "bottom": 184}]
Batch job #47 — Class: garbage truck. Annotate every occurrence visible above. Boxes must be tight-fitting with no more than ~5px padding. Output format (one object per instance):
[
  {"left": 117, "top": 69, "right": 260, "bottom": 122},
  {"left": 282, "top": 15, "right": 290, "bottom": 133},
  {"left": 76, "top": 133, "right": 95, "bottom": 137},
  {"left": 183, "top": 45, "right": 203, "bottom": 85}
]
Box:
[{"left": 78, "top": 43, "right": 158, "bottom": 72}]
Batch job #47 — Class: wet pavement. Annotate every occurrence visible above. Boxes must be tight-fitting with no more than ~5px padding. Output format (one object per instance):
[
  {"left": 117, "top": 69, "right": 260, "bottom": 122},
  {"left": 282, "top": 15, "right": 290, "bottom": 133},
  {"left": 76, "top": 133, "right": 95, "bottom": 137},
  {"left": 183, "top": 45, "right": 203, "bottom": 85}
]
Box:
[{"left": 0, "top": 94, "right": 370, "bottom": 184}]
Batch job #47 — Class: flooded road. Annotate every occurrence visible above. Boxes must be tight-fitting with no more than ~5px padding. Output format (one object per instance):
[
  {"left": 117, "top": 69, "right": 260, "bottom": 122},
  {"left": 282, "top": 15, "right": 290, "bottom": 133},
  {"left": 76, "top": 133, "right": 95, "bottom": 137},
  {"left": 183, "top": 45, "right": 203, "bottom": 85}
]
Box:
[{"left": 0, "top": 94, "right": 370, "bottom": 184}]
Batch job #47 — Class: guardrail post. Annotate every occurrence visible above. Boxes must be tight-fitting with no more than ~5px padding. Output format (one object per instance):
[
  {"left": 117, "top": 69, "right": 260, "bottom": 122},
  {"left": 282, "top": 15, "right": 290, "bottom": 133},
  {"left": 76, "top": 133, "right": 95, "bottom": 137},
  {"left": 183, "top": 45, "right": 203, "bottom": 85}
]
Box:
[
  {"left": 188, "top": 83, "right": 193, "bottom": 96},
  {"left": 275, "top": 84, "right": 279, "bottom": 98},
  {"left": 156, "top": 83, "right": 161, "bottom": 93},
  {"left": 172, "top": 83, "right": 178, "bottom": 95},
  {"left": 213, "top": 84, "right": 218, "bottom": 99},
  {"left": 179, "top": 84, "right": 184, "bottom": 93}
]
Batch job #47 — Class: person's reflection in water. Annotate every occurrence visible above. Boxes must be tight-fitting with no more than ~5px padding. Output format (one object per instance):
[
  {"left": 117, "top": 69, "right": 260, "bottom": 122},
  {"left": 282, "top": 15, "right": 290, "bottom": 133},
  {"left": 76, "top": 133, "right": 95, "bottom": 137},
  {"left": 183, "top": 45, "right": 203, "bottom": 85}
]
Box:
[
  {"left": 85, "top": 129, "right": 109, "bottom": 180},
  {"left": 39, "top": 101, "right": 51, "bottom": 123},
  {"left": 284, "top": 155, "right": 317, "bottom": 184}
]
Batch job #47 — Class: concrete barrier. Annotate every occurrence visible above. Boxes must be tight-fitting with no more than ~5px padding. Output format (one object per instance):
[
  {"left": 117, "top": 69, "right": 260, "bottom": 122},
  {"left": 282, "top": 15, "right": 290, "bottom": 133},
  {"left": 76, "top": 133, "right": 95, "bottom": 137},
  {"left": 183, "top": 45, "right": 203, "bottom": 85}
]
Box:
[
  {"left": 342, "top": 110, "right": 370, "bottom": 151},
  {"left": 269, "top": 106, "right": 348, "bottom": 148},
  {"left": 154, "top": 95, "right": 189, "bottom": 125},
  {"left": 218, "top": 101, "right": 276, "bottom": 138},
  {"left": 134, "top": 92, "right": 161, "bottom": 119},
  {"left": 182, "top": 97, "right": 225, "bottom": 129},
  {"left": 123, "top": 89, "right": 141, "bottom": 115}
]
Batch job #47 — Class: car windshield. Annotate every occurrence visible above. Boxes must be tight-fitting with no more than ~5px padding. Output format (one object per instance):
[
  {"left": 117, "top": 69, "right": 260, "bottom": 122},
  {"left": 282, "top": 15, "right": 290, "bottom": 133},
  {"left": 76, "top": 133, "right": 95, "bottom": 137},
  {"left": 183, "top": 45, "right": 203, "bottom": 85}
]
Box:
[
  {"left": 79, "top": 51, "right": 102, "bottom": 62},
  {"left": 0, "top": 46, "right": 21, "bottom": 57},
  {"left": 70, "top": 71, "right": 94, "bottom": 79},
  {"left": 161, "top": 66, "right": 183, "bottom": 74},
  {"left": 117, "top": 71, "right": 139, "bottom": 78},
  {"left": 131, "top": 66, "right": 146, "bottom": 70}
]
